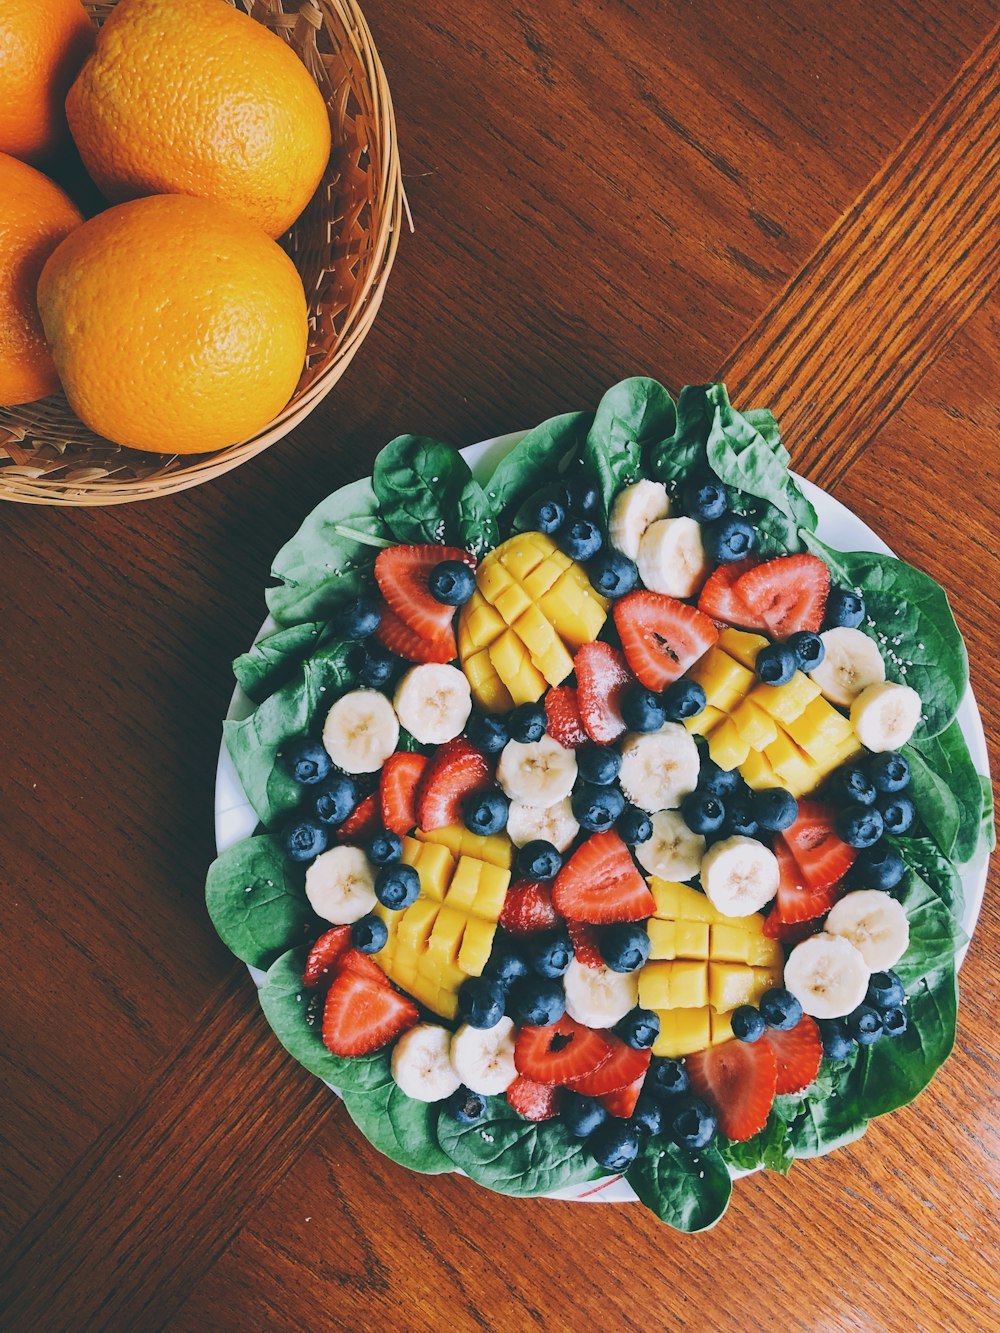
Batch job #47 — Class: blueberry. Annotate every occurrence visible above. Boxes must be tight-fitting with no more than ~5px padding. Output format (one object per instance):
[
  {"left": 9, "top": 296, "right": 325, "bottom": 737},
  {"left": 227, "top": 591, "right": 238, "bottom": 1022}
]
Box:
[
  {"left": 527, "top": 929, "right": 573, "bottom": 979},
  {"left": 510, "top": 976, "right": 566, "bottom": 1027},
  {"left": 866, "top": 970, "right": 905, "bottom": 1012},
  {"left": 681, "top": 789, "right": 726, "bottom": 835},
  {"left": 482, "top": 938, "right": 530, "bottom": 990},
  {"left": 335, "top": 595, "right": 382, "bottom": 640},
  {"left": 662, "top": 678, "right": 707, "bottom": 722},
  {"left": 752, "top": 787, "right": 798, "bottom": 832},
  {"left": 867, "top": 751, "right": 910, "bottom": 793},
  {"left": 280, "top": 737, "right": 332, "bottom": 786},
  {"left": 444, "top": 1085, "right": 488, "bottom": 1125},
  {"left": 882, "top": 1006, "right": 908, "bottom": 1038},
  {"left": 631, "top": 1090, "right": 668, "bottom": 1136},
  {"left": 587, "top": 550, "right": 639, "bottom": 598},
  {"left": 836, "top": 806, "right": 884, "bottom": 848},
  {"left": 282, "top": 817, "right": 328, "bottom": 863},
  {"left": 668, "top": 1095, "right": 717, "bottom": 1149},
  {"left": 458, "top": 976, "right": 507, "bottom": 1028},
  {"left": 351, "top": 914, "right": 388, "bottom": 954},
  {"left": 561, "top": 1091, "right": 608, "bottom": 1138},
  {"left": 847, "top": 1004, "right": 883, "bottom": 1046},
  {"left": 617, "top": 804, "right": 653, "bottom": 845},
  {"left": 787, "top": 630, "right": 825, "bottom": 671},
  {"left": 525, "top": 485, "right": 569, "bottom": 535},
  {"left": 621, "top": 685, "right": 666, "bottom": 733},
  {"left": 589, "top": 1120, "right": 640, "bottom": 1171},
  {"left": 566, "top": 473, "right": 601, "bottom": 516},
  {"left": 577, "top": 743, "right": 622, "bottom": 786},
  {"left": 428, "top": 559, "right": 475, "bottom": 606},
  {"left": 853, "top": 843, "right": 905, "bottom": 890},
  {"left": 358, "top": 643, "right": 397, "bottom": 689},
  {"left": 615, "top": 1006, "right": 660, "bottom": 1050},
  {"left": 759, "top": 987, "right": 803, "bottom": 1030},
  {"left": 374, "top": 862, "right": 421, "bottom": 910},
  {"left": 572, "top": 782, "right": 626, "bottom": 832},
  {"left": 731, "top": 1005, "right": 766, "bottom": 1042},
  {"left": 877, "top": 794, "right": 915, "bottom": 835},
  {"left": 818, "top": 1018, "right": 855, "bottom": 1061},
  {"left": 464, "top": 789, "right": 509, "bottom": 837},
  {"left": 704, "top": 515, "right": 756, "bottom": 564},
  {"left": 509, "top": 702, "right": 547, "bottom": 743},
  {"left": 600, "top": 922, "right": 651, "bottom": 974},
  {"left": 683, "top": 479, "right": 728, "bottom": 523},
  {"left": 825, "top": 586, "right": 866, "bottom": 629},
  {"left": 517, "top": 840, "right": 562, "bottom": 880},
  {"left": 465, "top": 709, "right": 510, "bottom": 756},
  {"left": 366, "top": 829, "right": 403, "bottom": 865},
  {"left": 560, "top": 516, "right": 603, "bottom": 562},
  {"left": 831, "top": 765, "right": 878, "bottom": 807},
  {"left": 756, "top": 644, "right": 797, "bottom": 686},
  {"left": 649, "top": 1056, "right": 690, "bottom": 1096},
  {"left": 724, "top": 798, "right": 759, "bottom": 839},
  {"left": 698, "top": 755, "right": 742, "bottom": 798},
  {"left": 312, "top": 774, "right": 359, "bottom": 827}
]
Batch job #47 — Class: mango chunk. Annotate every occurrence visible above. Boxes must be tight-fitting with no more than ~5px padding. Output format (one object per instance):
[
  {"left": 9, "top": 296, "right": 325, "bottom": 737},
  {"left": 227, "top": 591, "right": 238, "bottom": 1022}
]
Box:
[
  {"left": 653, "top": 1007, "right": 712, "bottom": 1058},
  {"left": 749, "top": 672, "right": 820, "bottom": 724},
  {"left": 710, "top": 1010, "right": 735, "bottom": 1045},
  {"left": 685, "top": 703, "right": 725, "bottom": 738},
  {"left": 647, "top": 917, "right": 677, "bottom": 960},
  {"left": 689, "top": 648, "right": 756, "bottom": 711},
  {"left": 730, "top": 698, "right": 780, "bottom": 751},
  {"left": 708, "top": 716, "right": 752, "bottom": 770},
  {"left": 417, "top": 825, "right": 513, "bottom": 870},
  {"left": 740, "top": 747, "right": 782, "bottom": 791},
  {"left": 718, "top": 628, "right": 769, "bottom": 671}
]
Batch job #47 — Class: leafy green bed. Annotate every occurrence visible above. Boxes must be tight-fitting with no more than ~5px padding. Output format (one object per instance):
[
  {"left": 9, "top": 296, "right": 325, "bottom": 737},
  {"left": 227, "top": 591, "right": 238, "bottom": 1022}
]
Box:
[{"left": 207, "top": 378, "right": 992, "bottom": 1231}]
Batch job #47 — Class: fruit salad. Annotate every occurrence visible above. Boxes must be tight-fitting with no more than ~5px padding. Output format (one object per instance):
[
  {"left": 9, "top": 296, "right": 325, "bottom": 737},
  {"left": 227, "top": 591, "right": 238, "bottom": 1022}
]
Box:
[{"left": 207, "top": 378, "right": 992, "bottom": 1231}]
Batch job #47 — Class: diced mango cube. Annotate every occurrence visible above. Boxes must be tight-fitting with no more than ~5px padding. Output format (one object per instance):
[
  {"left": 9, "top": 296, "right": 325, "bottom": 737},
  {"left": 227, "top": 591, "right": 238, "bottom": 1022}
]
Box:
[
  {"left": 650, "top": 879, "right": 717, "bottom": 922},
  {"left": 458, "top": 917, "right": 497, "bottom": 976},
  {"left": 708, "top": 717, "right": 752, "bottom": 770},
  {"left": 417, "top": 825, "right": 513, "bottom": 870},
  {"left": 462, "top": 592, "right": 507, "bottom": 650},
  {"left": 638, "top": 961, "right": 673, "bottom": 1009},
  {"left": 752, "top": 964, "right": 783, "bottom": 997},
  {"left": 542, "top": 571, "right": 608, "bottom": 648},
  {"left": 476, "top": 559, "right": 514, "bottom": 602},
  {"left": 685, "top": 703, "right": 725, "bottom": 738},
  {"left": 653, "top": 1006, "right": 711, "bottom": 1058},
  {"left": 488, "top": 629, "right": 547, "bottom": 704},
  {"left": 647, "top": 917, "right": 677, "bottom": 960},
  {"left": 521, "top": 554, "right": 568, "bottom": 601},
  {"left": 674, "top": 920, "right": 710, "bottom": 959},
  {"left": 730, "top": 698, "right": 780, "bottom": 751},
  {"left": 710, "top": 1010, "right": 735, "bottom": 1045},
  {"left": 689, "top": 648, "right": 756, "bottom": 711},
  {"left": 443, "top": 857, "right": 481, "bottom": 911},
  {"left": 494, "top": 581, "right": 534, "bottom": 624},
  {"left": 747, "top": 935, "right": 783, "bottom": 968},
  {"left": 497, "top": 535, "right": 549, "bottom": 581},
  {"left": 669, "top": 960, "right": 709, "bottom": 1008},
  {"left": 402, "top": 837, "right": 454, "bottom": 901},
  {"left": 513, "top": 604, "right": 575, "bottom": 685},
  {"left": 426, "top": 907, "right": 467, "bottom": 965},
  {"left": 708, "top": 962, "right": 758, "bottom": 1011},
  {"left": 740, "top": 747, "right": 782, "bottom": 791},
  {"left": 461, "top": 648, "right": 515, "bottom": 712},
  {"left": 710, "top": 923, "right": 752, "bottom": 963},
  {"left": 785, "top": 695, "right": 854, "bottom": 762},
  {"left": 718, "top": 628, "right": 769, "bottom": 671},
  {"left": 470, "top": 861, "right": 511, "bottom": 919},
  {"left": 749, "top": 672, "right": 820, "bottom": 724},
  {"left": 765, "top": 732, "right": 822, "bottom": 795},
  {"left": 397, "top": 899, "right": 439, "bottom": 952}
]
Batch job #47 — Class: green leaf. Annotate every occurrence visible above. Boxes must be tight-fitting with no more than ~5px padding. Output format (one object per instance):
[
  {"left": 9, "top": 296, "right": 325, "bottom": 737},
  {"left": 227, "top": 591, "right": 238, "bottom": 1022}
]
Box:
[
  {"left": 777, "top": 1051, "right": 868, "bottom": 1158},
  {"left": 855, "top": 963, "right": 957, "bottom": 1118},
  {"left": 647, "top": 383, "right": 714, "bottom": 485},
  {"left": 904, "top": 719, "right": 984, "bottom": 865},
  {"left": 890, "top": 835, "right": 965, "bottom": 921},
  {"left": 801, "top": 532, "right": 968, "bottom": 741},
  {"left": 717, "top": 1112, "right": 794, "bottom": 1175},
  {"left": 743, "top": 408, "right": 789, "bottom": 464},
  {"left": 627, "top": 1138, "right": 732, "bottom": 1232},
  {"left": 339, "top": 1075, "right": 454, "bottom": 1175},
  {"left": 373, "top": 435, "right": 498, "bottom": 557},
  {"left": 891, "top": 865, "right": 965, "bottom": 988},
  {"left": 205, "top": 835, "right": 315, "bottom": 968},
  {"left": 233, "top": 621, "right": 327, "bottom": 704},
  {"left": 979, "top": 774, "right": 996, "bottom": 856},
  {"left": 484, "top": 412, "right": 590, "bottom": 526},
  {"left": 584, "top": 377, "right": 676, "bottom": 518}
]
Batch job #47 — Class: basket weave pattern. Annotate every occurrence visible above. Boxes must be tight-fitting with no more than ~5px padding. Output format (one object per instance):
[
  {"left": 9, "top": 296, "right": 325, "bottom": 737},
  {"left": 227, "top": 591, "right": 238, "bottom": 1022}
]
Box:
[{"left": 0, "top": 0, "right": 403, "bottom": 505}]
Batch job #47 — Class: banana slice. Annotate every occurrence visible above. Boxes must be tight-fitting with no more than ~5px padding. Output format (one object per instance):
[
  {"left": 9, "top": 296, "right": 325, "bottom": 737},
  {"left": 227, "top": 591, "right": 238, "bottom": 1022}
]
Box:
[
  {"left": 450, "top": 1016, "right": 517, "bottom": 1096},
  {"left": 783, "top": 932, "right": 870, "bottom": 1019},
  {"left": 618, "top": 724, "right": 700, "bottom": 812},
  {"left": 393, "top": 663, "right": 472, "bottom": 745},
  {"left": 824, "top": 889, "right": 910, "bottom": 970},
  {"left": 323, "top": 689, "right": 400, "bottom": 774},
  {"left": 305, "top": 844, "right": 377, "bottom": 924},
  {"left": 496, "top": 736, "right": 578, "bottom": 808},
  {"left": 809, "top": 627, "right": 885, "bottom": 708},
  {"left": 391, "top": 1024, "right": 461, "bottom": 1102},
  {"left": 700, "top": 835, "right": 780, "bottom": 916},
  {"left": 850, "top": 681, "right": 922, "bottom": 752},
  {"left": 609, "top": 480, "right": 671, "bottom": 561},
  {"left": 634, "top": 809, "right": 705, "bottom": 880},
  {"left": 563, "top": 957, "right": 638, "bottom": 1027},
  {"left": 506, "top": 796, "right": 580, "bottom": 850},
  {"left": 636, "top": 517, "right": 710, "bottom": 598}
]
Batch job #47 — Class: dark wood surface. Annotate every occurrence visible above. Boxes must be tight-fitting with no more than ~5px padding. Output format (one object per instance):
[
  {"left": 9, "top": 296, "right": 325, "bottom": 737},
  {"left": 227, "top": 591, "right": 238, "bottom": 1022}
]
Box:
[{"left": 2, "top": 2, "right": 998, "bottom": 1329}]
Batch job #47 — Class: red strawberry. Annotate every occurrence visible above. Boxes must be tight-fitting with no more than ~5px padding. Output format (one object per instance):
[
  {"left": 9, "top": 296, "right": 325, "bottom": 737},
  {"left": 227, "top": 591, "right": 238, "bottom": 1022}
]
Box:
[
  {"left": 416, "top": 737, "right": 490, "bottom": 831},
  {"left": 567, "top": 1033, "right": 651, "bottom": 1096},
  {"left": 335, "top": 791, "right": 381, "bottom": 843},
  {"left": 734, "top": 554, "right": 830, "bottom": 639},
  {"left": 697, "top": 558, "right": 764, "bottom": 628},
  {"left": 375, "top": 604, "right": 455, "bottom": 664},
  {"left": 337, "top": 948, "right": 391, "bottom": 985},
  {"left": 322, "top": 969, "right": 418, "bottom": 1057},
  {"left": 773, "top": 838, "right": 846, "bottom": 923},
  {"left": 575, "top": 641, "right": 633, "bottom": 743},
  {"left": 552, "top": 831, "right": 655, "bottom": 924},
  {"left": 686, "top": 1038, "right": 777, "bottom": 1142},
  {"left": 614, "top": 591, "right": 718, "bottom": 691},
  {"left": 374, "top": 544, "right": 474, "bottom": 641},
  {"left": 507, "top": 1076, "right": 561, "bottom": 1122},
  {"left": 781, "top": 801, "right": 856, "bottom": 890},
  {"left": 762, "top": 911, "right": 824, "bottom": 943},
  {"left": 379, "top": 751, "right": 429, "bottom": 836},
  {"left": 761, "top": 1017, "right": 823, "bottom": 1094},
  {"left": 514, "top": 1016, "right": 612, "bottom": 1086},
  {"left": 499, "top": 880, "right": 559, "bottom": 935},
  {"left": 566, "top": 919, "right": 604, "bottom": 968},
  {"left": 302, "top": 926, "right": 352, "bottom": 987},
  {"left": 598, "top": 1071, "right": 647, "bottom": 1118},
  {"left": 544, "top": 685, "right": 589, "bottom": 749}
]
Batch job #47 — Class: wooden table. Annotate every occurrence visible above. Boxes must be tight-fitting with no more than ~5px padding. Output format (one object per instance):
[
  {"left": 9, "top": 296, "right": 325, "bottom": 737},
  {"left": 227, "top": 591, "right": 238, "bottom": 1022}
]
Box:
[{"left": 2, "top": 2, "right": 998, "bottom": 1328}]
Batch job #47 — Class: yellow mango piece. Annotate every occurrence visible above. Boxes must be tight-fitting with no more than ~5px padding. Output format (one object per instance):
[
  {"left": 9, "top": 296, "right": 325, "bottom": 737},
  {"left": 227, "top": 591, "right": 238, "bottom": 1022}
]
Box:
[
  {"left": 443, "top": 857, "right": 481, "bottom": 912},
  {"left": 650, "top": 879, "right": 718, "bottom": 923},
  {"left": 689, "top": 648, "right": 755, "bottom": 711},
  {"left": 464, "top": 595, "right": 507, "bottom": 649},
  {"left": 541, "top": 570, "right": 608, "bottom": 648},
  {"left": 730, "top": 698, "right": 780, "bottom": 751},
  {"left": 388, "top": 953, "right": 419, "bottom": 991},
  {"left": 522, "top": 554, "right": 569, "bottom": 601},
  {"left": 426, "top": 906, "right": 467, "bottom": 965},
  {"left": 710, "top": 922, "right": 752, "bottom": 963},
  {"left": 462, "top": 648, "right": 515, "bottom": 713},
  {"left": 710, "top": 1010, "right": 735, "bottom": 1045},
  {"left": 708, "top": 962, "right": 759, "bottom": 1011},
  {"left": 488, "top": 629, "right": 548, "bottom": 704},
  {"left": 685, "top": 703, "right": 725, "bottom": 738},
  {"left": 653, "top": 1007, "right": 711, "bottom": 1058},
  {"left": 747, "top": 935, "right": 783, "bottom": 968},
  {"left": 397, "top": 899, "right": 439, "bottom": 952},
  {"left": 708, "top": 717, "right": 752, "bottom": 770},
  {"left": 647, "top": 917, "right": 677, "bottom": 960},
  {"left": 718, "top": 628, "right": 770, "bottom": 671},
  {"left": 494, "top": 580, "right": 534, "bottom": 624},
  {"left": 674, "top": 920, "right": 711, "bottom": 959},
  {"left": 832, "top": 732, "right": 865, "bottom": 767},
  {"left": 476, "top": 559, "right": 514, "bottom": 603},
  {"left": 749, "top": 671, "right": 820, "bottom": 724},
  {"left": 513, "top": 604, "right": 575, "bottom": 685},
  {"left": 471, "top": 861, "right": 511, "bottom": 919},
  {"left": 458, "top": 917, "right": 497, "bottom": 976},
  {"left": 497, "top": 533, "right": 551, "bottom": 581},
  {"left": 765, "top": 732, "right": 822, "bottom": 795},
  {"left": 784, "top": 695, "right": 854, "bottom": 762},
  {"left": 405, "top": 971, "right": 448, "bottom": 1015},
  {"left": 740, "top": 747, "right": 782, "bottom": 791},
  {"left": 418, "top": 825, "right": 513, "bottom": 870},
  {"left": 752, "top": 964, "right": 783, "bottom": 998},
  {"left": 402, "top": 838, "right": 454, "bottom": 901},
  {"left": 638, "top": 961, "right": 673, "bottom": 1010},
  {"left": 670, "top": 960, "right": 709, "bottom": 1008}
]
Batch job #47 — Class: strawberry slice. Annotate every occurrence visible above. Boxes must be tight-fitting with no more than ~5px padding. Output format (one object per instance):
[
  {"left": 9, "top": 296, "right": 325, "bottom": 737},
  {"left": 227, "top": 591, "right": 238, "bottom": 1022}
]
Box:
[
  {"left": 762, "top": 913, "right": 823, "bottom": 943},
  {"left": 552, "top": 831, "right": 655, "bottom": 924},
  {"left": 567, "top": 1033, "right": 651, "bottom": 1096},
  {"left": 575, "top": 641, "right": 633, "bottom": 743},
  {"left": 302, "top": 926, "right": 352, "bottom": 987},
  {"left": 686, "top": 1038, "right": 777, "bottom": 1142},
  {"left": 375, "top": 603, "right": 455, "bottom": 664},
  {"left": 416, "top": 737, "right": 490, "bottom": 831},
  {"left": 781, "top": 801, "right": 856, "bottom": 890},
  {"left": 614, "top": 591, "right": 718, "bottom": 691},
  {"left": 380, "top": 751, "right": 429, "bottom": 835},
  {"left": 734, "top": 554, "right": 830, "bottom": 639},
  {"left": 507, "top": 1076, "right": 561, "bottom": 1122},
  {"left": 514, "top": 1016, "right": 612, "bottom": 1086},
  {"left": 499, "top": 880, "right": 559, "bottom": 935},
  {"left": 544, "top": 685, "right": 589, "bottom": 749},
  {"left": 335, "top": 791, "right": 381, "bottom": 844},
  {"left": 374, "top": 544, "right": 475, "bottom": 641},
  {"left": 566, "top": 919, "right": 604, "bottom": 968},
  {"left": 337, "top": 948, "right": 391, "bottom": 984},
  {"left": 761, "top": 1016, "right": 823, "bottom": 1094},
  {"left": 322, "top": 968, "right": 418, "bottom": 1057},
  {"left": 773, "top": 838, "right": 846, "bottom": 923},
  {"left": 697, "top": 558, "right": 764, "bottom": 628},
  {"left": 598, "top": 1070, "right": 647, "bottom": 1118}
]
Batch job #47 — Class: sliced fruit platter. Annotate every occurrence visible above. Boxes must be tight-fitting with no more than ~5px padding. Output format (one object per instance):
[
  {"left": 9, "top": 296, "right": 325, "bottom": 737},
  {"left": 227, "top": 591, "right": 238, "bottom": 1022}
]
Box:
[{"left": 208, "top": 378, "right": 993, "bottom": 1231}]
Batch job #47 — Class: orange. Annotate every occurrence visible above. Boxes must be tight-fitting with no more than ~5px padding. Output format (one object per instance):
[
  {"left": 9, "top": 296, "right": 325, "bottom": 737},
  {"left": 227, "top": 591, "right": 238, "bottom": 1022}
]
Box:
[
  {"left": 37, "top": 194, "right": 309, "bottom": 454},
  {"left": 66, "top": 0, "right": 332, "bottom": 238},
  {"left": 0, "top": 0, "right": 94, "bottom": 164},
  {"left": 0, "top": 154, "right": 84, "bottom": 406}
]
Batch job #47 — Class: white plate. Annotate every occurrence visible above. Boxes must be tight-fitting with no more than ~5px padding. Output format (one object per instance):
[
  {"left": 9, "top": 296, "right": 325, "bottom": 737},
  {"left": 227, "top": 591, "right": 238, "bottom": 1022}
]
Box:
[{"left": 215, "top": 432, "right": 991, "bottom": 1204}]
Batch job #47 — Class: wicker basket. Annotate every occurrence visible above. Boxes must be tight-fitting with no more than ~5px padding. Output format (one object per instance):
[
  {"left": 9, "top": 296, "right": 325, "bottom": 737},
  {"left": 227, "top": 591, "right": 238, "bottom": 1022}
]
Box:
[{"left": 0, "top": 0, "right": 403, "bottom": 505}]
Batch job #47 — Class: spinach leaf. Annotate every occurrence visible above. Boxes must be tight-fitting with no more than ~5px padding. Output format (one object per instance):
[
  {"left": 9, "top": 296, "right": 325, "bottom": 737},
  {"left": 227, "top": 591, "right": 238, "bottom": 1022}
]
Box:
[
  {"left": 801, "top": 532, "right": 968, "bottom": 741},
  {"left": 777, "top": 1051, "right": 868, "bottom": 1158},
  {"left": 979, "top": 774, "right": 996, "bottom": 857},
  {"left": 890, "top": 835, "right": 965, "bottom": 921},
  {"left": 647, "top": 383, "right": 713, "bottom": 485},
  {"left": 743, "top": 408, "right": 789, "bottom": 464},
  {"left": 233, "top": 621, "right": 327, "bottom": 704},
  {"left": 484, "top": 412, "right": 590, "bottom": 524},
  {"left": 855, "top": 963, "right": 957, "bottom": 1118},
  {"left": 339, "top": 1074, "right": 453, "bottom": 1175},
  {"left": 584, "top": 377, "right": 676, "bottom": 518},
  {"left": 205, "top": 835, "right": 315, "bottom": 968},
  {"left": 627, "top": 1138, "right": 732, "bottom": 1232},
  {"left": 717, "top": 1111, "right": 794, "bottom": 1175},
  {"left": 904, "top": 720, "right": 984, "bottom": 865},
  {"left": 266, "top": 478, "right": 391, "bottom": 627},
  {"left": 891, "top": 865, "right": 965, "bottom": 988},
  {"left": 373, "top": 435, "right": 497, "bottom": 557}
]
